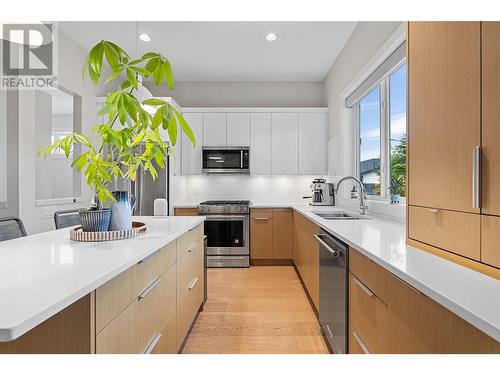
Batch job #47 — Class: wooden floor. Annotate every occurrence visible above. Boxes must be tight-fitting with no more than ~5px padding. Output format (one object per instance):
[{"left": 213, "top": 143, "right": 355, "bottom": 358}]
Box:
[{"left": 182, "top": 266, "right": 329, "bottom": 354}]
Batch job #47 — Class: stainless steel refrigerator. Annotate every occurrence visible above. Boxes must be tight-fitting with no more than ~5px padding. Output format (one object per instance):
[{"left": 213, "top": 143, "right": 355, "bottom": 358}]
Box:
[{"left": 126, "top": 156, "right": 170, "bottom": 216}]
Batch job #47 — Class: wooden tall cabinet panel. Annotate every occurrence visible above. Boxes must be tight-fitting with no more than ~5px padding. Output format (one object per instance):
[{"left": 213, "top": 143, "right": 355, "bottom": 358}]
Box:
[
  {"left": 250, "top": 209, "right": 273, "bottom": 259},
  {"left": 482, "top": 22, "right": 500, "bottom": 216},
  {"left": 408, "top": 22, "right": 481, "bottom": 213},
  {"left": 272, "top": 209, "right": 293, "bottom": 259},
  {"left": 292, "top": 211, "right": 320, "bottom": 310}
]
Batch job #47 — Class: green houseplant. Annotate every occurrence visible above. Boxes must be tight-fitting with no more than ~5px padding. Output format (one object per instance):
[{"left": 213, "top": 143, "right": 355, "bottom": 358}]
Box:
[
  {"left": 38, "top": 41, "right": 195, "bottom": 231},
  {"left": 388, "top": 177, "right": 405, "bottom": 204}
]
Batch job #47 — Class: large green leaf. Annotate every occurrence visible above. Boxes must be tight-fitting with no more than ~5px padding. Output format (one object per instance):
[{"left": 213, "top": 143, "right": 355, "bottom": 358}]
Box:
[
  {"left": 142, "top": 98, "right": 166, "bottom": 106},
  {"left": 167, "top": 110, "right": 177, "bottom": 146},
  {"left": 173, "top": 108, "right": 195, "bottom": 145}
]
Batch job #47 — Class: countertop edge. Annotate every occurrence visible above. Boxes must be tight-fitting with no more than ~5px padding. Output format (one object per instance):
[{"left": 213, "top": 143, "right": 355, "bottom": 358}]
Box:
[{"left": 0, "top": 217, "right": 205, "bottom": 342}]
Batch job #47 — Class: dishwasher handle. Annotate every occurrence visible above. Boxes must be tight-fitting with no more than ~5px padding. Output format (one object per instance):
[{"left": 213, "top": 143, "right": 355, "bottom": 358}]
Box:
[{"left": 314, "top": 234, "right": 341, "bottom": 257}]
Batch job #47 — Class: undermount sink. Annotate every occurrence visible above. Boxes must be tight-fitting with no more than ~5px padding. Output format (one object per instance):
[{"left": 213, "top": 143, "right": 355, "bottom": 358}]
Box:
[{"left": 312, "top": 211, "right": 369, "bottom": 220}]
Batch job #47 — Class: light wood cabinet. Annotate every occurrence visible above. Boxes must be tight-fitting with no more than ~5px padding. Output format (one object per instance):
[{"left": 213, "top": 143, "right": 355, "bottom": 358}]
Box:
[
  {"left": 174, "top": 207, "right": 198, "bottom": 216},
  {"left": 271, "top": 113, "right": 299, "bottom": 175},
  {"left": 272, "top": 209, "right": 293, "bottom": 259},
  {"left": 298, "top": 112, "right": 326, "bottom": 175},
  {"left": 95, "top": 241, "right": 177, "bottom": 333},
  {"left": 348, "top": 273, "right": 388, "bottom": 354},
  {"left": 349, "top": 249, "right": 500, "bottom": 353},
  {"left": 292, "top": 210, "right": 320, "bottom": 310},
  {"left": 481, "top": 215, "right": 500, "bottom": 268},
  {"left": 181, "top": 113, "right": 203, "bottom": 175},
  {"left": 202, "top": 112, "right": 226, "bottom": 146},
  {"left": 481, "top": 22, "right": 500, "bottom": 216},
  {"left": 408, "top": 22, "right": 481, "bottom": 213},
  {"left": 227, "top": 112, "right": 250, "bottom": 146},
  {"left": 408, "top": 206, "right": 481, "bottom": 261},
  {"left": 250, "top": 208, "right": 293, "bottom": 262},
  {"left": 250, "top": 209, "right": 273, "bottom": 260},
  {"left": 408, "top": 22, "right": 500, "bottom": 276},
  {"left": 250, "top": 113, "right": 272, "bottom": 175},
  {"left": 95, "top": 224, "right": 203, "bottom": 354}
]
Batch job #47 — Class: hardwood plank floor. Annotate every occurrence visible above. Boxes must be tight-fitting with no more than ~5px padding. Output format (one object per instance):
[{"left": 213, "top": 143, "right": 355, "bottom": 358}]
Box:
[{"left": 182, "top": 266, "right": 329, "bottom": 354}]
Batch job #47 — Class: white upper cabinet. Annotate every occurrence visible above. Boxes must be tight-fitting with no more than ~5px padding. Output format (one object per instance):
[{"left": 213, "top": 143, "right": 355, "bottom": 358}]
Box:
[
  {"left": 227, "top": 113, "right": 250, "bottom": 146},
  {"left": 203, "top": 113, "right": 226, "bottom": 146},
  {"left": 181, "top": 113, "right": 203, "bottom": 175},
  {"left": 250, "top": 113, "right": 272, "bottom": 175},
  {"left": 298, "top": 112, "right": 326, "bottom": 174},
  {"left": 271, "top": 113, "right": 299, "bottom": 175}
]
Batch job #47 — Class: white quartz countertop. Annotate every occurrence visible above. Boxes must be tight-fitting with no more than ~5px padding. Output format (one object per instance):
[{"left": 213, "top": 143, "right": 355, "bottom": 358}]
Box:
[
  {"left": 175, "top": 201, "right": 499, "bottom": 341},
  {"left": 290, "top": 204, "right": 500, "bottom": 342},
  {"left": 0, "top": 216, "right": 205, "bottom": 342}
]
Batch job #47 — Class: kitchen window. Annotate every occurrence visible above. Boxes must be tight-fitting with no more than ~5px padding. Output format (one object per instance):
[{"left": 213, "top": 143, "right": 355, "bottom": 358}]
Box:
[{"left": 347, "top": 42, "right": 406, "bottom": 201}]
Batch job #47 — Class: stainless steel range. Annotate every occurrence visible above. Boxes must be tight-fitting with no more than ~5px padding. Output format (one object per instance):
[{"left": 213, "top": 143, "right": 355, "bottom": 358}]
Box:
[{"left": 198, "top": 200, "right": 250, "bottom": 268}]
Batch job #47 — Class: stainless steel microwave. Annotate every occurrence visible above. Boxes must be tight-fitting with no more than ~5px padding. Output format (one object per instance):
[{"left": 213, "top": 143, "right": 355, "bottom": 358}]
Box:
[{"left": 202, "top": 146, "right": 250, "bottom": 174}]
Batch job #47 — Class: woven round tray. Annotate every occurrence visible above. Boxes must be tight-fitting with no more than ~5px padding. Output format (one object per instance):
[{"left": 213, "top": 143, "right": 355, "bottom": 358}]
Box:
[{"left": 70, "top": 221, "right": 147, "bottom": 242}]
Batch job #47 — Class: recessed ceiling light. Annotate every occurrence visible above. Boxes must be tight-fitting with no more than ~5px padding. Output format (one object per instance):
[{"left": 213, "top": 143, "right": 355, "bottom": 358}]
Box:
[
  {"left": 138, "top": 33, "right": 151, "bottom": 42},
  {"left": 265, "top": 32, "right": 277, "bottom": 42}
]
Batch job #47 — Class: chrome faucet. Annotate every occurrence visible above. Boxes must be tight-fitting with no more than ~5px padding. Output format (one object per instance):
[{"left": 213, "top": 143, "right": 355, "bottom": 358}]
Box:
[{"left": 335, "top": 176, "right": 368, "bottom": 215}]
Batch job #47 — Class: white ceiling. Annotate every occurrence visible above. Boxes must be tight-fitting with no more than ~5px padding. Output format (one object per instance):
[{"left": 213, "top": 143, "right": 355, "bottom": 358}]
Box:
[{"left": 58, "top": 21, "right": 357, "bottom": 81}]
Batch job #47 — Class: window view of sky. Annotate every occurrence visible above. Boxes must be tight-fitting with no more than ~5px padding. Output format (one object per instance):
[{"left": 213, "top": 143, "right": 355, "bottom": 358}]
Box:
[
  {"left": 390, "top": 64, "right": 407, "bottom": 146},
  {"left": 359, "top": 63, "right": 407, "bottom": 196}
]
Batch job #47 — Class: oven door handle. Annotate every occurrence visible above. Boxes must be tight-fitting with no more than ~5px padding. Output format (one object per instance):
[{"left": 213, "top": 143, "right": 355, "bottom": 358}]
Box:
[{"left": 204, "top": 215, "right": 248, "bottom": 220}]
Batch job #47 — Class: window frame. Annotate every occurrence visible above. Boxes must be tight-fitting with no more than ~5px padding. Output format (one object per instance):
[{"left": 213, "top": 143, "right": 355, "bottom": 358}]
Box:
[{"left": 354, "top": 60, "right": 406, "bottom": 202}]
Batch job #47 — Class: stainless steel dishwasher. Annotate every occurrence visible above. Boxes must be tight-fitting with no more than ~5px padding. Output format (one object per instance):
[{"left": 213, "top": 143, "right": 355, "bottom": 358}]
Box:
[{"left": 315, "top": 229, "right": 348, "bottom": 354}]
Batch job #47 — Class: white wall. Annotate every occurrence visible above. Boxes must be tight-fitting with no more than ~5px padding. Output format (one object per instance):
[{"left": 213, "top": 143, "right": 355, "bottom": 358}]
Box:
[
  {"left": 323, "top": 22, "right": 405, "bottom": 221},
  {"left": 18, "top": 30, "right": 97, "bottom": 234},
  {"left": 145, "top": 81, "right": 326, "bottom": 107},
  {"left": 171, "top": 175, "right": 329, "bottom": 207}
]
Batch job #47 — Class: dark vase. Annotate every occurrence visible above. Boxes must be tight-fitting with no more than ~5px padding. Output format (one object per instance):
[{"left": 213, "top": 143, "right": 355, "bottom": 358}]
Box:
[{"left": 79, "top": 208, "right": 112, "bottom": 232}]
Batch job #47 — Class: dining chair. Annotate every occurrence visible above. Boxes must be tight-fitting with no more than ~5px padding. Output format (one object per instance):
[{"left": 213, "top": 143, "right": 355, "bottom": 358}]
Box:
[
  {"left": 54, "top": 209, "right": 81, "bottom": 229},
  {"left": 0, "top": 216, "right": 27, "bottom": 242}
]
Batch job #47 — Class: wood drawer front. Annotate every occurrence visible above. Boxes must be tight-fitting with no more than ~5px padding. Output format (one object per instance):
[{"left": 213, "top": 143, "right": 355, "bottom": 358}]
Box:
[
  {"left": 481, "top": 215, "right": 500, "bottom": 268},
  {"left": 177, "top": 240, "right": 203, "bottom": 307},
  {"left": 95, "top": 241, "right": 176, "bottom": 333},
  {"left": 177, "top": 224, "right": 204, "bottom": 259},
  {"left": 96, "top": 265, "right": 177, "bottom": 354},
  {"left": 151, "top": 310, "right": 178, "bottom": 354},
  {"left": 349, "top": 273, "right": 388, "bottom": 354},
  {"left": 174, "top": 208, "right": 198, "bottom": 216},
  {"left": 250, "top": 208, "right": 273, "bottom": 219},
  {"left": 349, "top": 249, "right": 388, "bottom": 304},
  {"left": 408, "top": 206, "right": 480, "bottom": 261},
  {"left": 176, "top": 267, "right": 203, "bottom": 348}
]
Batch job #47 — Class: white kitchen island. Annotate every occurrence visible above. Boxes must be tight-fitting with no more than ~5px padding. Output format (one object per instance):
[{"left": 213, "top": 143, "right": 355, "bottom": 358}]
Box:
[{"left": 0, "top": 216, "right": 205, "bottom": 353}]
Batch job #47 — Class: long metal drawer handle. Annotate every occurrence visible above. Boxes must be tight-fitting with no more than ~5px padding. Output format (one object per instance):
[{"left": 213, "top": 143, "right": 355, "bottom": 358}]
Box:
[
  {"left": 253, "top": 217, "right": 269, "bottom": 220},
  {"left": 313, "top": 234, "right": 339, "bottom": 257},
  {"left": 352, "top": 330, "right": 371, "bottom": 354},
  {"left": 188, "top": 277, "right": 199, "bottom": 290},
  {"left": 138, "top": 248, "right": 161, "bottom": 264},
  {"left": 325, "top": 324, "right": 333, "bottom": 339},
  {"left": 138, "top": 278, "right": 161, "bottom": 300},
  {"left": 352, "top": 275, "right": 374, "bottom": 297},
  {"left": 143, "top": 332, "right": 162, "bottom": 354},
  {"left": 472, "top": 146, "right": 481, "bottom": 209}
]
